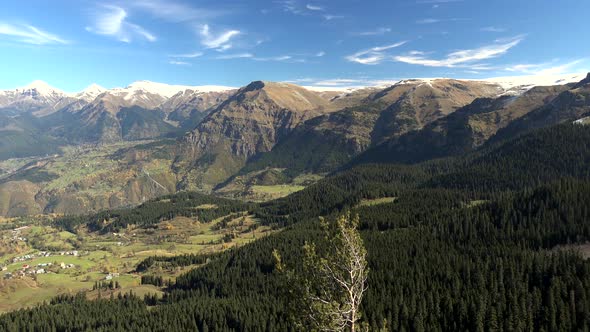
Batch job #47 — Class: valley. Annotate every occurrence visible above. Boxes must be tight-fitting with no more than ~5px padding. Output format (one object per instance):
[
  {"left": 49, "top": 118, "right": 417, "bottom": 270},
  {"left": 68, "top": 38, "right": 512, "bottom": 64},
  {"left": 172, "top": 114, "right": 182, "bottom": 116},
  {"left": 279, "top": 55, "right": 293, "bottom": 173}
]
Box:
[
  {"left": 2, "top": 74, "right": 588, "bottom": 219},
  {"left": 0, "top": 205, "right": 272, "bottom": 312}
]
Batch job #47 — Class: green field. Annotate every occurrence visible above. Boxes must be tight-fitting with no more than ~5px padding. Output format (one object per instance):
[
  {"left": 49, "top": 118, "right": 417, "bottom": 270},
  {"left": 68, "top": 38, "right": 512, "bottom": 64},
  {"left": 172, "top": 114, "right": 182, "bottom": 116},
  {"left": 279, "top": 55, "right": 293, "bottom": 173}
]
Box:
[
  {"left": 0, "top": 211, "right": 273, "bottom": 312},
  {"left": 357, "top": 197, "right": 398, "bottom": 207}
]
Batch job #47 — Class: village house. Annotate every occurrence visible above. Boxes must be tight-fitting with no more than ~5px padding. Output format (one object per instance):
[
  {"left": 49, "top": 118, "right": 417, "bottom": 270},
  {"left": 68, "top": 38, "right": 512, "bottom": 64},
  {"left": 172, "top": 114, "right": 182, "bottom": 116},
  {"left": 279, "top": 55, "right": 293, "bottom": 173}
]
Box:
[{"left": 105, "top": 272, "right": 120, "bottom": 280}]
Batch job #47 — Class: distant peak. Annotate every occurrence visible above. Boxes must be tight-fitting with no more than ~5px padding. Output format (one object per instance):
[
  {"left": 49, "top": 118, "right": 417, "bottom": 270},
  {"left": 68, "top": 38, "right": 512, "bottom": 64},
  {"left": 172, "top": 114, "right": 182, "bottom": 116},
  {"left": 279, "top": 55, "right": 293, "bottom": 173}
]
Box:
[
  {"left": 243, "top": 81, "right": 266, "bottom": 92},
  {"left": 23, "top": 80, "right": 55, "bottom": 90},
  {"left": 573, "top": 72, "right": 590, "bottom": 88},
  {"left": 18, "top": 80, "right": 64, "bottom": 95},
  {"left": 82, "top": 83, "right": 106, "bottom": 93}
]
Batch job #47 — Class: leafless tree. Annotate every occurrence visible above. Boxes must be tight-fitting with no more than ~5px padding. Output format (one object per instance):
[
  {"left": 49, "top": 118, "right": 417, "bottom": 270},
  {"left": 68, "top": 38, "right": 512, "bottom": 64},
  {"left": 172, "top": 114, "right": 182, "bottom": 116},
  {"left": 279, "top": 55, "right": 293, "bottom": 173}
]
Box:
[{"left": 274, "top": 212, "right": 368, "bottom": 332}]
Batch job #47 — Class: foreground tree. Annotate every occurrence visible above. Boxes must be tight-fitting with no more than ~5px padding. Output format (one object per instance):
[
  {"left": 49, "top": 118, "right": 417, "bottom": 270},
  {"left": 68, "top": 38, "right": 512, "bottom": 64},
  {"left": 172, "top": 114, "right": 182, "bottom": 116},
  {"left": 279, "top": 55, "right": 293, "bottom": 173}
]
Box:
[{"left": 274, "top": 212, "right": 369, "bottom": 332}]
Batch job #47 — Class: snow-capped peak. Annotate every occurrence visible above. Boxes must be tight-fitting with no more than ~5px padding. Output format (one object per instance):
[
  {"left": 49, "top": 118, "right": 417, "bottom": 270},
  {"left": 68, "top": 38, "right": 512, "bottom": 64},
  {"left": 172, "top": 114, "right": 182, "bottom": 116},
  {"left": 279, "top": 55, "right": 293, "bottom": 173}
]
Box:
[
  {"left": 124, "top": 80, "right": 234, "bottom": 98},
  {"left": 482, "top": 73, "right": 588, "bottom": 90},
  {"left": 82, "top": 83, "right": 106, "bottom": 95},
  {"left": 75, "top": 83, "right": 106, "bottom": 102},
  {"left": 17, "top": 80, "right": 66, "bottom": 96}
]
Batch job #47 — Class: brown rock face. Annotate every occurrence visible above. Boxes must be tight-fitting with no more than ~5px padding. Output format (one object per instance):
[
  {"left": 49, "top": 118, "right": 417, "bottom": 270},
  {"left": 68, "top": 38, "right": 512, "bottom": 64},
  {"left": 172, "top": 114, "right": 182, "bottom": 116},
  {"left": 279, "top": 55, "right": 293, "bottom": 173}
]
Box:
[
  {"left": 177, "top": 81, "right": 334, "bottom": 188},
  {"left": 370, "top": 79, "right": 502, "bottom": 143}
]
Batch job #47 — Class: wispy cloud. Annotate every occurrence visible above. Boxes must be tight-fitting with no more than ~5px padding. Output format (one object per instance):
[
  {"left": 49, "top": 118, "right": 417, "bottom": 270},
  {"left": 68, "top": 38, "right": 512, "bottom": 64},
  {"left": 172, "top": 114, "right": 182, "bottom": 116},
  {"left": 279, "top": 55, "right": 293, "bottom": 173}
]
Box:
[
  {"left": 0, "top": 22, "right": 68, "bottom": 45},
  {"left": 277, "top": 1, "right": 341, "bottom": 20},
  {"left": 216, "top": 53, "right": 254, "bottom": 59},
  {"left": 199, "top": 24, "right": 240, "bottom": 50},
  {"left": 306, "top": 4, "right": 324, "bottom": 11},
  {"left": 393, "top": 36, "right": 524, "bottom": 68},
  {"left": 346, "top": 41, "right": 408, "bottom": 65},
  {"left": 130, "top": 0, "right": 224, "bottom": 22},
  {"left": 254, "top": 55, "right": 294, "bottom": 62},
  {"left": 323, "top": 14, "right": 344, "bottom": 20},
  {"left": 316, "top": 51, "right": 325, "bottom": 57},
  {"left": 169, "top": 60, "right": 190, "bottom": 66},
  {"left": 277, "top": 0, "right": 302, "bottom": 14},
  {"left": 171, "top": 52, "right": 203, "bottom": 58},
  {"left": 481, "top": 26, "right": 506, "bottom": 32},
  {"left": 416, "top": 18, "right": 469, "bottom": 24},
  {"left": 416, "top": 18, "right": 440, "bottom": 24},
  {"left": 86, "top": 5, "right": 156, "bottom": 43},
  {"left": 353, "top": 27, "right": 391, "bottom": 36},
  {"left": 416, "top": 0, "right": 464, "bottom": 4}
]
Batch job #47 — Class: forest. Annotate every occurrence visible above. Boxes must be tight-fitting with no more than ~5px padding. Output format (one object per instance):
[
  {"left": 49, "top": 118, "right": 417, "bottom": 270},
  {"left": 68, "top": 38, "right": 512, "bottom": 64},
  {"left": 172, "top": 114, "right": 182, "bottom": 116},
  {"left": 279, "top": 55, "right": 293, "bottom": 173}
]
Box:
[{"left": 1, "top": 123, "right": 589, "bottom": 331}]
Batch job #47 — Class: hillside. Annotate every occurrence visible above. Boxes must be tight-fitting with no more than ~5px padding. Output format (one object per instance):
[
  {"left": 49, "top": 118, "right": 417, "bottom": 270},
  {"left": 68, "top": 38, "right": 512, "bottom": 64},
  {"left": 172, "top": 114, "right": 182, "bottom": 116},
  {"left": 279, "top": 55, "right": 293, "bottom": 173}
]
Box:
[
  {"left": 352, "top": 83, "right": 571, "bottom": 164},
  {"left": 217, "top": 79, "right": 502, "bottom": 195},
  {"left": 175, "top": 81, "right": 337, "bottom": 191}
]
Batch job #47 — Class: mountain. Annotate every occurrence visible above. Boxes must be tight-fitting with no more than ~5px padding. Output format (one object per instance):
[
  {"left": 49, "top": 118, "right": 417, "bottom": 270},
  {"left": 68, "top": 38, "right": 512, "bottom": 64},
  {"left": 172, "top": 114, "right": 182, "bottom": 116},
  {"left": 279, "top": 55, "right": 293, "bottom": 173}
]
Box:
[
  {"left": 176, "top": 81, "right": 336, "bottom": 190},
  {"left": 1, "top": 74, "right": 589, "bottom": 216},
  {"left": 49, "top": 81, "right": 235, "bottom": 144},
  {"left": 0, "top": 113, "right": 63, "bottom": 160},
  {"left": 228, "top": 79, "right": 502, "bottom": 184},
  {"left": 490, "top": 72, "right": 590, "bottom": 143},
  {"left": 74, "top": 83, "right": 107, "bottom": 102},
  {"left": 352, "top": 83, "right": 570, "bottom": 165},
  {"left": 0, "top": 81, "right": 74, "bottom": 116},
  {"left": 159, "top": 88, "right": 235, "bottom": 130}
]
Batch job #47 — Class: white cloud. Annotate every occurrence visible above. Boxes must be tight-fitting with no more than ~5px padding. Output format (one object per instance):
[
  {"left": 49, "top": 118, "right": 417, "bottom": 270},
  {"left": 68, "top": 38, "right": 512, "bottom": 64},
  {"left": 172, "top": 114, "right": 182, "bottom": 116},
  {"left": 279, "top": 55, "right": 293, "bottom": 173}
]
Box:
[
  {"left": 277, "top": 0, "right": 301, "bottom": 14},
  {"left": 316, "top": 51, "right": 325, "bottom": 57},
  {"left": 86, "top": 5, "right": 156, "bottom": 43},
  {"left": 416, "top": 0, "right": 464, "bottom": 4},
  {"left": 169, "top": 60, "right": 190, "bottom": 65},
  {"left": 416, "top": 18, "right": 440, "bottom": 24},
  {"left": 171, "top": 52, "right": 203, "bottom": 58},
  {"left": 416, "top": 18, "right": 469, "bottom": 24},
  {"left": 254, "top": 55, "right": 293, "bottom": 62},
  {"left": 200, "top": 24, "right": 240, "bottom": 50},
  {"left": 354, "top": 27, "right": 391, "bottom": 36},
  {"left": 216, "top": 53, "right": 254, "bottom": 59},
  {"left": 393, "top": 36, "right": 523, "bottom": 68},
  {"left": 130, "top": 0, "right": 223, "bottom": 22},
  {"left": 481, "top": 26, "right": 506, "bottom": 32},
  {"left": 306, "top": 4, "right": 324, "bottom": 11},
  {"left": 346, "top": 41, "right": 408, "bottom": 65},
  {"left": 0, "top": 22, "right": 68, "bottom": 45},
  {"left": 323, "top": 14, "right": 344, "bottom": 20}
]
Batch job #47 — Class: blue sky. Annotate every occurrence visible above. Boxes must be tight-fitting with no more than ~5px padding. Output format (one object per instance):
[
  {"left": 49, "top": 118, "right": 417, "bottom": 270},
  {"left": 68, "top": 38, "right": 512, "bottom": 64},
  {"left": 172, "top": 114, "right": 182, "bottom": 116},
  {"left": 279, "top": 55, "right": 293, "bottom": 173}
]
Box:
[{"left": 0, "top": 0, "right": 589, "bottom": 91}]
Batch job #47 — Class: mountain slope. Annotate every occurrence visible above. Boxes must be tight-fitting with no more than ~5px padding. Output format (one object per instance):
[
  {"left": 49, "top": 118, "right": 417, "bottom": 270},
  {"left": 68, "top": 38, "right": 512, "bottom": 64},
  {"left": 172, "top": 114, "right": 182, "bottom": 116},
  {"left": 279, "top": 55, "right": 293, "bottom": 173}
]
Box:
[
  {"left": 176, "top": 81, "right": 334, "bottom": 190},
  {"left": 490, "top": 73, "right": 590, "bottom": 143},
  {"left": 230, "top": 79, "right": 501, "bottom": 181},
  {"left": 352, "top": 83, "right": 570, "bottom": 164}
]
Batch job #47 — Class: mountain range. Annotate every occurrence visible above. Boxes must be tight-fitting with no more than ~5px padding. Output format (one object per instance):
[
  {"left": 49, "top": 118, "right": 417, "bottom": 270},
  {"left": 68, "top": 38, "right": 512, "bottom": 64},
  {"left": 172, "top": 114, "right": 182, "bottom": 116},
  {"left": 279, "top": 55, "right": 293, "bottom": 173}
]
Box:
[{"left": 0, "top": 73, "right": 588, "bottom": 216}]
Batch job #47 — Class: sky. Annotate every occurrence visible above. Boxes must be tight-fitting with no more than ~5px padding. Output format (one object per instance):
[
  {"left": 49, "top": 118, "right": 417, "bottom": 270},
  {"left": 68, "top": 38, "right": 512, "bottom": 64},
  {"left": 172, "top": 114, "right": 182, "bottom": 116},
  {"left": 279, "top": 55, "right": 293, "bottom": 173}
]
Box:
[{"left": 0, "top": 0, "right": 589, "bottom": 91}]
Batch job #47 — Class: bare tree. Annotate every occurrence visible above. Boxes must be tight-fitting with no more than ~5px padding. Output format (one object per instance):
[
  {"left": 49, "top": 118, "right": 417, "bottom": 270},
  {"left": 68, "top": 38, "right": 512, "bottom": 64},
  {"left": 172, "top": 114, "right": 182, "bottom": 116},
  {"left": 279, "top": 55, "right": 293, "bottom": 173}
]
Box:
[{"left": 274, "top": 212, "right": 368, "bottom": 332}]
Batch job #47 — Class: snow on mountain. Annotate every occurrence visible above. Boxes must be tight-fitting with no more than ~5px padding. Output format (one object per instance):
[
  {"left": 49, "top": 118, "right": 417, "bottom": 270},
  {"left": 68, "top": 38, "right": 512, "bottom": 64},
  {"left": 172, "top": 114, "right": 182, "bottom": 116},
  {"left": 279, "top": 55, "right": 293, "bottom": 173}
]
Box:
[
  {"left": 0, "top": 80, "right": 72, "bottom": 113},
  {"left": 74, "top": 84, "right": 106, "bottom": 102},
  {"left": 120, "top": 81, "right": 234, "bottom": 98},
  {"left": 483, "top": 73, "right": 587, "bottom": 90}
]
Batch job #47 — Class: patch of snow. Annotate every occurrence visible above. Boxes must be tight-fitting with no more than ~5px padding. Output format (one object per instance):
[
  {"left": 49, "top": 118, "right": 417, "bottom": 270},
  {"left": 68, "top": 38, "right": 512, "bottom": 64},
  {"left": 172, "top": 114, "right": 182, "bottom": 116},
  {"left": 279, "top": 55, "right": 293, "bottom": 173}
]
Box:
[
  {"left": 18, "top": 80, "right": 66, "bottom": 96},
  {"left": 124, "top": 80, "right": 234, "bottom": 98},
  {"left": 302, "top": 86, "right": 365, "bottom": 92},
  {"left": 75, "top": 83, "right": 106, "bottom": 102},
  {"left": 482, "top": 73, "right": 587, "bottom": 90}
]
